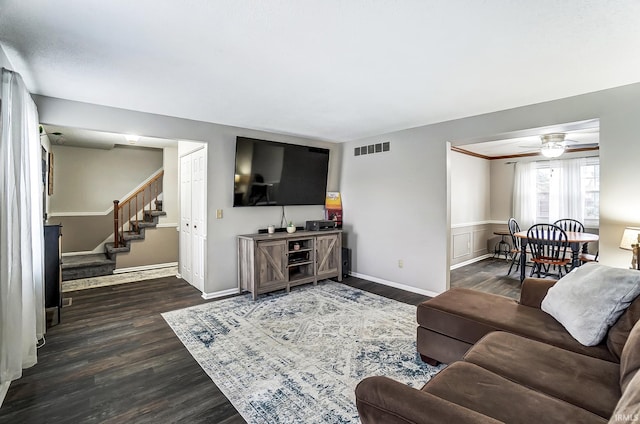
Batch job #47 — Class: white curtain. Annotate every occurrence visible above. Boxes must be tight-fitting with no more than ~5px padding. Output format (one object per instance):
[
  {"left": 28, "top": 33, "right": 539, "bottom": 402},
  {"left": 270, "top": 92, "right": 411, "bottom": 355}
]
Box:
[
  {"left": 0, "top": 68, "right": 45, "bottom": 398},
  {"left": 512, "top": 161, "right": 537, "bottom": 230},
  {"left": 549, "top": 157, "right": 585, "bottom": 224}
]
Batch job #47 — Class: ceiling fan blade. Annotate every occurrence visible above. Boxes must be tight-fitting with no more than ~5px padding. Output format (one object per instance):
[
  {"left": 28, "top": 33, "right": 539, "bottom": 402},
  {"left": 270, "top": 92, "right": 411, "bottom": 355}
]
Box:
[{"left": 565, "top": 143, "right": 599, "bottom": 150}]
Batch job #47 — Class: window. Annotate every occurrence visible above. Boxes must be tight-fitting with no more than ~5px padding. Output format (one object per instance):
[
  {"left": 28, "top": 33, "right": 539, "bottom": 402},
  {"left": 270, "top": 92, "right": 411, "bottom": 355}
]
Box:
[
  {"left": 533, "top": 157, "right": 599, "bottom": 227},
  {"left": 581, "top": 159, "right": 600, "bottom": 226}
]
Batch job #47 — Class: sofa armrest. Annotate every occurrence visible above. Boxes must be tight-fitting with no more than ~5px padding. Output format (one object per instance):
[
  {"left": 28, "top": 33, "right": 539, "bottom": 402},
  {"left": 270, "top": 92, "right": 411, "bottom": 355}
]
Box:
[
  {"left": 355, "top": 376, "right": 502, "bottom": 424},
  {"left": 519, "top": 278, "right": 557, "bottom": 308}
]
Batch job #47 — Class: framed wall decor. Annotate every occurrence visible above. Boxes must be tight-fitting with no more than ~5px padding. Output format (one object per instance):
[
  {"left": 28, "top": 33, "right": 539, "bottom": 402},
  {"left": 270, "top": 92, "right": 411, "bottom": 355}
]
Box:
[{"left": 48, "top": 152, "right": 54, "bottom": 195}]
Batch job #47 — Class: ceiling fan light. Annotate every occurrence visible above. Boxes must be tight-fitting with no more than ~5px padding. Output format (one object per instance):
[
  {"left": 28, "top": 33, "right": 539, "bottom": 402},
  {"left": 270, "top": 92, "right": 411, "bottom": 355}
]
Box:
[{"left": 540, "top": 143, "right": 564, "bottom": 158}]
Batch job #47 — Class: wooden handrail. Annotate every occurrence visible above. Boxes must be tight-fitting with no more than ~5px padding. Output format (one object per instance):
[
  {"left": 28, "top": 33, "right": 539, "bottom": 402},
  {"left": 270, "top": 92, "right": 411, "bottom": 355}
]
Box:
[
  {"left": 119, "top": 171, "right": 164, "bottom": 206},
  {"left": 113, "top": 170, "right": 164, "bottom": 249}
]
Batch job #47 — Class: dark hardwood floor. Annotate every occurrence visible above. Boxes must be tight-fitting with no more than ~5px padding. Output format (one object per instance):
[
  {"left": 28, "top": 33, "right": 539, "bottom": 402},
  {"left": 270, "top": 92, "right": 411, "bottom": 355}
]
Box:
[
  {"left": 0, "top": 260, "right": 518, "bottom": 423},
  {"left": 451, "top": 257, "right": 524, "bottom": 299},
  {"left": 0, "top": 275, "right": 432, "bottom": 424}
]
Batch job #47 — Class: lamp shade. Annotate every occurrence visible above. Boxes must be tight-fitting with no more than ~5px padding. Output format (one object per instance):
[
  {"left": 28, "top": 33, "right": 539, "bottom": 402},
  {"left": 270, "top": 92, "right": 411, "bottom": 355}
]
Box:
[{"left": 619, "top": 227, "right": 640, "bottom": 250}]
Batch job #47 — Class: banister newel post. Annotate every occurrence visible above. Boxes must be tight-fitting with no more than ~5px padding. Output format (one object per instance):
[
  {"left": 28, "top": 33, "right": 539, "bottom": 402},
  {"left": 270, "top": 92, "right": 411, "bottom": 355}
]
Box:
[{"left": 113, "top": 200, "right": 120, "bottom": 248}]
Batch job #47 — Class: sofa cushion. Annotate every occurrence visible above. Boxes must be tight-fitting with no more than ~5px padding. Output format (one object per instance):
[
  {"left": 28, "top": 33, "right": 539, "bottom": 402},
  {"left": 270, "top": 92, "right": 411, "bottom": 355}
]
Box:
[
  {"left": 607, "top": 296, "right": 640, "bottom": 361},
  {"left": 422, "top": 361, "right": 607, "bottom": 424},
  {"left": 609, "top": 370, "right": 640, "bottom": 424},
  {"left": 355, "top": 376, "right": 503, "bottom": 424},
  {"left": 541, "top": 263, "right": 640, "bottom": 346},
  {"left": 417, "top": 288, "right": 615, "bottom": 361},
  {"left": 463, "top": 331, "right": 620, "bottom": 418},
  {"left": 620, "top": 320, "right": 640, "bottom": 392}
]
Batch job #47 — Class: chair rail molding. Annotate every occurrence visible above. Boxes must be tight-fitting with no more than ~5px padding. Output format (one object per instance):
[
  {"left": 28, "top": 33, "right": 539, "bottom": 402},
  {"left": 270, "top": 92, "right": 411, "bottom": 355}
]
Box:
[{"left": 451, "top": 220, "right": 508, "bottom": 229}]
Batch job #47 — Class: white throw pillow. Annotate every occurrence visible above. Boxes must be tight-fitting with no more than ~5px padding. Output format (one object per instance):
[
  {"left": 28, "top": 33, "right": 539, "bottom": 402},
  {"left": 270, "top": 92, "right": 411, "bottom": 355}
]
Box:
[{"left": 541, "top": 262, "right": 640, "bottom": 346}]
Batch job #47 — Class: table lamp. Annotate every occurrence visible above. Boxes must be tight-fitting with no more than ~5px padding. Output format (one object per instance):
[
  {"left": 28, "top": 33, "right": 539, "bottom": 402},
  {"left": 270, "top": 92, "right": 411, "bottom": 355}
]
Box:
[{"left": 619, "top": 227, "right": 640, "bottom": 269}]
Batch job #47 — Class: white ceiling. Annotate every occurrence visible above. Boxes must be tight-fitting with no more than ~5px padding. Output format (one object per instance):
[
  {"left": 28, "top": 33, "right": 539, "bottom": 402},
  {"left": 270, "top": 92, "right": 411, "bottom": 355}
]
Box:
[
  {"left": 41, "top": 124, "right": 177, "bottom": 150},
  {"left": 2, "top": 1, "right": 640, "bottom": 142},
  {"left": 456, "top": 119, "right": 600, "bottom": 158}
]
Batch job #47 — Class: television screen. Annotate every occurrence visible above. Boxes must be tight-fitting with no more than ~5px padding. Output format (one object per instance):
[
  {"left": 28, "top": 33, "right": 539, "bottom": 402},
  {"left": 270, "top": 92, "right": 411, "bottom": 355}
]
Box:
[{"left": 233, "top": 137, "right": 330, "bottom": 207}]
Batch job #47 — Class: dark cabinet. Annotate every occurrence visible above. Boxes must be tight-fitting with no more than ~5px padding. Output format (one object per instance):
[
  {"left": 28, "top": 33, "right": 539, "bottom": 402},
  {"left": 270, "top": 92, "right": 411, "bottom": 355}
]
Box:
[{"left": 44, "top": 224, "right": 62, "bottom": 325}]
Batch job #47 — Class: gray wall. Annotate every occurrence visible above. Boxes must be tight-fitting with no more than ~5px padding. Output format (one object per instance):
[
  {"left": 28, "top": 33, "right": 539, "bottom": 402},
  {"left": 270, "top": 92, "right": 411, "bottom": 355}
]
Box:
[
  {"left": 450, "top": 151, "right": 492, "bottom": 266},
  {"left": 341, "top": 82, "right": 640, "bottom": 295},
  {"left": 0, "top": 44, "right": 13, "bottom": 76},
  {"left": 50, "top": 145, "right": 163, "bottom": 212},
  {"left": 34, "top": 95, "right": 341, "bottom": 297},
  {"left": 451, "top": 151, "right": 490, "bottom": 225},
  {"left": 160, "top": 146, "right": 179, "bottom": 225}
]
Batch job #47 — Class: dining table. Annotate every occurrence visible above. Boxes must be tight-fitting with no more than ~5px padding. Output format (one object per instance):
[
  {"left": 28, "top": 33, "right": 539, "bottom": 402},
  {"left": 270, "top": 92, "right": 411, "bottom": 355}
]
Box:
[{"left": 513, "top": 230, "right": 599, "bottom": 282}]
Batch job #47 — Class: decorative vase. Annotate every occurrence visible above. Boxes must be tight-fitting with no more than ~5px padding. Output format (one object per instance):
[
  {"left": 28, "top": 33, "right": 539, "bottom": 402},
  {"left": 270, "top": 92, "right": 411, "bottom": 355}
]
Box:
[{"left": 287, "top": 226, "right": 296, "bottom": 234}]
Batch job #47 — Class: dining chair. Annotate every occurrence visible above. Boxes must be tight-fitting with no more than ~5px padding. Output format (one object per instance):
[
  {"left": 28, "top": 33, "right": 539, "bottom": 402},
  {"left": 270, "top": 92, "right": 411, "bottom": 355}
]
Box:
[
  {"left": 553, "top": 218, "right": 585, "bottom": 233},
  {"left": 507, "top": 218, "right": 522, "bottom": 275},
  {"left": 579, "top": 251, "right": 599, "bottom": 263},
  {"left": 554, "top": 218, "right": 590, "bottom": 256},
  {"left": 527, "top": 224, "right": 571, "bottom": 278}
]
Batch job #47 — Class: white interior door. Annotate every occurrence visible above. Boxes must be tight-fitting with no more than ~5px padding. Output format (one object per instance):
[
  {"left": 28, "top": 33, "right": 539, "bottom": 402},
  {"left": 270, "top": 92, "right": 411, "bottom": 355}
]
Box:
[
  {"left": 179, "top": 147, "right": 207, "bottom": 292},
  {"left": 180, "top": 154, "right": 193, "bottom": 284},
  {"left": 191, "top": 148, "right": 206, "bottom": 291}
]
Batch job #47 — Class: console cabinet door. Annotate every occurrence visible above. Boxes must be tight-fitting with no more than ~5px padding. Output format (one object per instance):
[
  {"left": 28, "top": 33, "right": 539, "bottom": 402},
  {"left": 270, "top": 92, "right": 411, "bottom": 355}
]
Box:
[
  {"left": 316, "top": 234, "right": 341, "bottom": 280},
  {"left": 256, "top": 240, "right": 287, "bottom": 287}
]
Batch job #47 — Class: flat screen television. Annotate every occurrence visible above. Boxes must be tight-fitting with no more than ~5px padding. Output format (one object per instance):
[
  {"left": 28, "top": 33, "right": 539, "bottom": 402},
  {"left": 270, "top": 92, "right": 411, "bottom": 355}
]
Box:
[{"left": 233, "top": 137, "right": 330, "bottom": 207}]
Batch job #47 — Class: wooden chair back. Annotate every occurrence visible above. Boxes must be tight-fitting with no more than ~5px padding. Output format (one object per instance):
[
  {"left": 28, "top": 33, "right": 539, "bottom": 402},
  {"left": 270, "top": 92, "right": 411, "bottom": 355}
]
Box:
[
  {"left": 553, "top": 218, "right": 585, "bottom": 233},
  {"left": 527, "top": 223, "right": 570, "bottom": 269},
  {"left": 508, "top": 218, "right": 521, "bottom": 250}
]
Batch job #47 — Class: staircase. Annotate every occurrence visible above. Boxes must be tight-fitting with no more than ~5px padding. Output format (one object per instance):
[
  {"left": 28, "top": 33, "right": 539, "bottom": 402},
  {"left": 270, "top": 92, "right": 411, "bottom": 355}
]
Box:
[
  {"left": 61, "top": 171, "right": 165, "bottom": 282},
  {"left": 104, "top": 207, "right": 166, "bottom": 260}
]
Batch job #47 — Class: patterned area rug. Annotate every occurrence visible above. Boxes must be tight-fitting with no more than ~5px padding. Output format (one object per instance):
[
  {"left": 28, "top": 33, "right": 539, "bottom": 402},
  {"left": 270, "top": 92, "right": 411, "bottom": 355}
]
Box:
[{"left": 162, "top": 281, "right": 444, "bottom": 423}]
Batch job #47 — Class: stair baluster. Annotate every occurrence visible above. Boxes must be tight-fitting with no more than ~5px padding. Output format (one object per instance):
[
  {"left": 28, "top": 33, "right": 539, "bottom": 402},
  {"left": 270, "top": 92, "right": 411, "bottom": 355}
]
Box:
[{"left": 112, "top": 170, "right": 164, "bottom": 250}]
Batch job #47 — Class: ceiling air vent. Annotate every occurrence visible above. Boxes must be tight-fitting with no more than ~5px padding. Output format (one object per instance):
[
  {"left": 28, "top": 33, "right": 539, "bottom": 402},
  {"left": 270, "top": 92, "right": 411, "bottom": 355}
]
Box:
[{"left": 354, "top": 142, "right": 390, "bottom": 156}]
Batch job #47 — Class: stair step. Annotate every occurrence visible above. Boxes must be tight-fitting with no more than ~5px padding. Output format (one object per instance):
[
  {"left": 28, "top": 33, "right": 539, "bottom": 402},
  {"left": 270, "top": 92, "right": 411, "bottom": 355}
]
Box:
[
  {"left": 62, "top": 253, "right": 115, "bottom": 269},
  {"left": 134, "top": 221, "right": 157, "bottom": 229},
  {"left": 105, "top": 242, "right": 131, "bottom": 260},
  {"left": 122, "top": 231, "right": 145, "bottom": 241},
  {"left": 144, "top": 210, "right": 167, "bottom": 217},
  {"left": 61, "top": 253, "right": 116, "bottom": 281}
]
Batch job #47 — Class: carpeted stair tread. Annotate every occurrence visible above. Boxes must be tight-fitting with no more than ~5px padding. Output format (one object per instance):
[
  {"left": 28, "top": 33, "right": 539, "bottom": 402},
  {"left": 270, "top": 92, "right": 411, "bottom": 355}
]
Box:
[
  {"left": 122, "top": 230, "right": 145, "bottom": 241},
  {"left": 134, "top": 221, "right": 157, "bottom": 229},
  {"left": 62, "top": 253, "right": 115, "bottom": 269},
  {"left": 145, "top": 210, "right": 167, "bottom": 217},
  {"left": 61, "top": 253, "right": 116, "bottom": 281}
]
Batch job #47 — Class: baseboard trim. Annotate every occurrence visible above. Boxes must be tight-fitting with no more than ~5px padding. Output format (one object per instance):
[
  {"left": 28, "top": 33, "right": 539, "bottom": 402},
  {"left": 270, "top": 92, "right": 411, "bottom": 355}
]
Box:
[
  {"left": 201, "top": 288, "right": 240, "bottom": 300},
  {"left": 62, "top": 251, "right": 95, "bottom": 257},
  {"left": 0, "top": 381, "right": 9, "bottom": 408},
  {"left": 450, "top": 254, "right": 493, "bottom": 270},
  {"left": 348, "top": 272, "right": 441, "bottom": 298},
  {"left": 157, "top": 223, "right": 178, "bottom": 228},
  {"left": 113, "top": 262, "right": 178, "bottom": 274}
]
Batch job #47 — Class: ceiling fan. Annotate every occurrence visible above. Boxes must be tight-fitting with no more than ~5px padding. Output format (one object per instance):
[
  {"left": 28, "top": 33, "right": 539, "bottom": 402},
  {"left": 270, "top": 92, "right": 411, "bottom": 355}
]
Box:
[
  {"left": 540, "top": 133, "right": 570, "bottom": 158},
  {"left": 521, "top": 132, "right": 599, "bottom": 158}
]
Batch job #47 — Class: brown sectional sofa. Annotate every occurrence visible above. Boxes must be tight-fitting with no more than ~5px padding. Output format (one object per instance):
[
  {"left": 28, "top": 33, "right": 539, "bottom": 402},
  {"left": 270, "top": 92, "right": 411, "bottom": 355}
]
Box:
[
  {"left": 416, "top": 277, "right": 633, "bottom": 365},
  {"left": 355, "top": 277, "right": 640, "bottom": 423}
]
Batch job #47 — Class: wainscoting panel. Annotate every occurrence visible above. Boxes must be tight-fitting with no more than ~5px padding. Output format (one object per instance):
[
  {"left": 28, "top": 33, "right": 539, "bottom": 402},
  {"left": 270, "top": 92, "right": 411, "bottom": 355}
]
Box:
[
  {"left": 452, "top": 233, "right": 471, "bottom": 259},
  {"left": 451, "top": 223, "right": 495, "bottom": 267},
  {"left": 473, "top": 229, "right": 490, "bottom": 254}
]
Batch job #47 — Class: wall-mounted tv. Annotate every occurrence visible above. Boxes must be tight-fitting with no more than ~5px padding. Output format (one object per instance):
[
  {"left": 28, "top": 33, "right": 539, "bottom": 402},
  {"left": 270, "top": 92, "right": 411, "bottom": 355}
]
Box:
[{"left": 233, "top": 136, "right": 330, "bottom": 207}]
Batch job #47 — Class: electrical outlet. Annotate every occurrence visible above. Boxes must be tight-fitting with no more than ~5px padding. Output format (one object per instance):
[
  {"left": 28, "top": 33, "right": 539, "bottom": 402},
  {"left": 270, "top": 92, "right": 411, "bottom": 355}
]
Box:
[
  {"left": 216, "top": 209, "right": 223, "bottom": 219},
  {"left": 398, "top": 259, "right": 404, "bottom": 268}
]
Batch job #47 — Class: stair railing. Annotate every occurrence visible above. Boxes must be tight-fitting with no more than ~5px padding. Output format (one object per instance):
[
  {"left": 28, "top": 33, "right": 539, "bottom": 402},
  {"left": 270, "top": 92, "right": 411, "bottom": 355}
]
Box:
[{"left": 113, "top": 170, "right": 164, "bottom": 248}]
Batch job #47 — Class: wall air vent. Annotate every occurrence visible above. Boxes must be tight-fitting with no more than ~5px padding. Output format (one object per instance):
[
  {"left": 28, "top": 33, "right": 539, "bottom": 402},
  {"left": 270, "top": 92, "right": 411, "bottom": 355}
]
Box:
[{"left": 354, "top": 142, "right": 390, "bottom": 156}]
